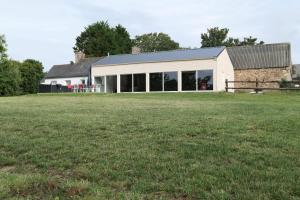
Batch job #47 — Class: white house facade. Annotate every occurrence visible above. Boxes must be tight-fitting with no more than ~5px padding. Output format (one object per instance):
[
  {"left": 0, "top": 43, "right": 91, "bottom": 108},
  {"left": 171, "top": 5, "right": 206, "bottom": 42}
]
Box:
[
  {"left": 91, "top": 47, "right": 234, "bottom": 93},
  {"left": 43, "top": 76, "right": 88, "bottom": 86},
  {"left": 44, "top": 56, "right": 101, "bottom": 86}
]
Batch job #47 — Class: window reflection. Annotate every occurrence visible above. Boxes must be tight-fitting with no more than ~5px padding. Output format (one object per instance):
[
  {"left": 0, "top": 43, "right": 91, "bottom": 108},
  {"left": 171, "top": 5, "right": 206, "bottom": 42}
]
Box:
[
  {"left": 182, "top": 71, "right": 196, "bottom": 91},
  {"left": 121, "top": 74, "right": 132, "bottom": 92},
  {"left": 150, "top": 73, "right": 163, "bottom": 91},
  {"left": 164, "top": 72, "right": 178, "bottom": 91},
  {"left": 133, "top": 74, "right": 146, "bottom": 92},
  {"left": 197, "top": 70, "right": 213, "bottom": 90}
]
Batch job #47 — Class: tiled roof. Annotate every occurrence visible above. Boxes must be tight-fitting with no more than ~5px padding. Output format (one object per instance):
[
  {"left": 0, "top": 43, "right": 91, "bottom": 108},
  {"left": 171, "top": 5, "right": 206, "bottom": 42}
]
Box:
[
  {"left": 45, "top": 57, "right": 101, "bottom": 78},
  {"left": 227, "top": 43, "right": 291, "bottom": 69}
]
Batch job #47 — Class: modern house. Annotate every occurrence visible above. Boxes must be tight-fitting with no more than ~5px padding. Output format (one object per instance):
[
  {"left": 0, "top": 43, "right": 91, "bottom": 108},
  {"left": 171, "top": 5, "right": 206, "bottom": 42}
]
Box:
[
  {"left": 44, "top": 43, "right": 293, "bottom": 93},
  {"left": 91, "top": 47, "right": 234, "bottom": 93},
  {"left": 227, "top": 43, "right": 292, "bottom": 88},
  {"left": 44, "top": 52, "right": 101, "bottom": 86}
]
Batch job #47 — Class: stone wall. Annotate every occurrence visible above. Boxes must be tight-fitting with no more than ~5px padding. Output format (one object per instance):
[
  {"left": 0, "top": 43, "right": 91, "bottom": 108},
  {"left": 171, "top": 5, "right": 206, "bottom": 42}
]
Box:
[{"left": 233, "top": 66, "right": 292, "bottom": 90}]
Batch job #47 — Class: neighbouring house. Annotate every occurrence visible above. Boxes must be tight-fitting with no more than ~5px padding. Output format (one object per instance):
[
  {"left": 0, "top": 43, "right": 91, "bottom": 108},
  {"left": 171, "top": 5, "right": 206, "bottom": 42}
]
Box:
[
  {"left": 44, "top": 52, "right": 102, "bottom": 86},
  {"left": 227, "top": 43, "right": 292, "bottom": 89},
  {"left": 292, "top": 64, "right": 300, "bottom": 80},
  {"left": 91, "top": 47, "right": 234, "bottom": 93}
]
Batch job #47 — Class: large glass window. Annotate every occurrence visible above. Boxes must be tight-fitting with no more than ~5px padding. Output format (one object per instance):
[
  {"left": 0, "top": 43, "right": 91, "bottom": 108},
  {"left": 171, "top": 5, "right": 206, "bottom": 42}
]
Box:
[
  {"left": 164, "top": 72, "right": 178, "bottom": 91},
  {"left": 197, "top": 70, "right": 213, "bottom": 90},
  {"left": 150, "top": 73, "right": 163, "bottom": 91},
  {"left": 121, "top": 74, "right": 132, "bottom": 92},
  {"left": 106, "top": 75, "right": 117, "bottom": 93},
  {"left": 182, "top": 71, "right": 196, "bottom": 91},
  {"left": 133, "top": 73, "right": 146, "bottom": 92}
]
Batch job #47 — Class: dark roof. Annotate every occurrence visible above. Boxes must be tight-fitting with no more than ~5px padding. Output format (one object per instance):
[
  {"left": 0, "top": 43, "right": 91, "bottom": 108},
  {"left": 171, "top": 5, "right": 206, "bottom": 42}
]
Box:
[
  {"left": 292, "top": 64, "right": 300, "bottom": 78},
  {"left": 45, "top": 57, "right": 101, "bottom": 79},
  {"left": 94, "top": 47, "right": 225, "bottom": 66},
  {"left": 227, "top": 43, "right": 291, "bottom": 69}
]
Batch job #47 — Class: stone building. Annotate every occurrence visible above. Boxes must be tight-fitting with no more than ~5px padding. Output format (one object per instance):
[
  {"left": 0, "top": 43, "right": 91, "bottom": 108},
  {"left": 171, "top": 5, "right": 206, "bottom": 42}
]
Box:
[{"left": 227, "top": 43, "right": 292, "bottom": 89}]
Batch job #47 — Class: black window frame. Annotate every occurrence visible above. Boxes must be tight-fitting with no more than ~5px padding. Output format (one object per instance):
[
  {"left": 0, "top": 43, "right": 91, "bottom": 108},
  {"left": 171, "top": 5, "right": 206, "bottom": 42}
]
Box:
[
  {"left": 121, "top": 74, "right": 133, "bottom": 92},
  {"left": 150, "top": 72, "right": 163, "bottom": 92},
  {"left": 133, "top": 73, "right": 146, "bottom": 92},
  {"left": 182, "top": 71, "right": 196, "bottom": 91}
]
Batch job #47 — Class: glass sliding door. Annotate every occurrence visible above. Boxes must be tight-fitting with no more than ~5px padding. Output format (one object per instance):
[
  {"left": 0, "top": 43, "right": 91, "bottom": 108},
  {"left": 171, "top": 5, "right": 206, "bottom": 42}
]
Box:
[
  {"left": 164, "top": 72, "right": 178, "bottom": 91},
  {"left": 94, "top": 76, "right": 105, "bottom": 93},
  {"left": 182, "top": 71, "right": 196, "bottom": 91},
  {"left": 197, "top": 70, "right": 213, "bottom": 90},
  {"left": 121, "top": 74, "right": 132, "bottom": 92},
  {"left": 106, "top": 75, "right": 117, "bottom": 93},
  {"left": 150, "top": 72, "right": 163, "bottom": 92},
  {"left": 133, "top": 73, "right": 146, "bottom": 92}
]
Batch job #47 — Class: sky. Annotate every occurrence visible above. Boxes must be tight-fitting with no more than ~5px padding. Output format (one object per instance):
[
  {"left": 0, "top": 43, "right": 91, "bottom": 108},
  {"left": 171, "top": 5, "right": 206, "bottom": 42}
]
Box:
[{"left": 1, "top": 0, "right": 300, "bottom": 71}]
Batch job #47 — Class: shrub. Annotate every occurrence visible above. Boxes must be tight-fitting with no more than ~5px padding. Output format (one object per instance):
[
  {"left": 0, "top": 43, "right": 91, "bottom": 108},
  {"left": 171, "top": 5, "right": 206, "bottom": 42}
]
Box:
[
  {"left": 19, "top": 59, "right": 44, "bottom": 94},
  {"left": 0, "top": 60, "right": 21, "bottom": 96}
]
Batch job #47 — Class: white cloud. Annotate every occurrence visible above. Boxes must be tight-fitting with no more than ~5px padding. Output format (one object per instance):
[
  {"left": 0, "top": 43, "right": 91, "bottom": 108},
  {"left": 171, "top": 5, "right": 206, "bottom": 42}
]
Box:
[{"left": 1, "top": 0, "right": 299, "bottom": 70}]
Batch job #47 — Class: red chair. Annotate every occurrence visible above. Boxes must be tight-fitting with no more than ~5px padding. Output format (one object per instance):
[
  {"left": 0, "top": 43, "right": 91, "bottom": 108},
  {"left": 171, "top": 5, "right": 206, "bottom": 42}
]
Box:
[
  {"left": 67, "top": 84, "right": 72, "bottom": 92},
  {"left": 78, "top": 84, "right": 83, "bottom": 92}
]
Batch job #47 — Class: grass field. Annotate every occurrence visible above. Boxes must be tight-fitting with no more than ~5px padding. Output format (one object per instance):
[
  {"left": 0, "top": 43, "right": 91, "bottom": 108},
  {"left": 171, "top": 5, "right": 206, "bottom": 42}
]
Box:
[{"left": 0, "top": 93, "right": 299, "bottom": 199}]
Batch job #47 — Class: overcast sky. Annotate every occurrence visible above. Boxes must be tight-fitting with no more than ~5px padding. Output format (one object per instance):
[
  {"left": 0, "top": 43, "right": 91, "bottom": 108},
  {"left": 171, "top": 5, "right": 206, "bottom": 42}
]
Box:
[{"left": 1, "top": 0, "right": 299, "bottom": 71}]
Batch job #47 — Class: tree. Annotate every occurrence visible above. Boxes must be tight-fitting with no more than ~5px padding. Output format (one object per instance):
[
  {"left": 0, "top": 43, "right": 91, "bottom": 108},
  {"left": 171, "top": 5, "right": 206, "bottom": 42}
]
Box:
[
  {"left": 73, "top": 21, "right": 132, "bottom": 57},
  {"left": 201, "top": 28, "right": 229, "bottom": 48},
  {"left": 201, "top": 27, "right": 264, "bottom": 47},
  {"left": 0, "top": 34, "right": 8, "bottom": 60},
  {"left": 133, "top": 33, "right": 180, "bottom": 52},
  {"left": 239, "top": 36, "right": 264, "bottom": 46},
  {"left": 0, "top": 34, "right": 44, "bottom": 96},
  {"left": 112, "top": 25, "right": 132, "bottom": 54},
  {"left": 0, "top": 60, "right": 21, "bottom": 96},
  {"left": 19, "top": 59, "right": 44, "bottom": 94}
]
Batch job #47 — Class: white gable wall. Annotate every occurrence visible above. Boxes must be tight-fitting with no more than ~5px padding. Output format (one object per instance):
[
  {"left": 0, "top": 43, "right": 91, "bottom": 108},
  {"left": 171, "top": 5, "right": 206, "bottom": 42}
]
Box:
[{"left": 216, "top": 49, "right": 235, "bottom": 92}]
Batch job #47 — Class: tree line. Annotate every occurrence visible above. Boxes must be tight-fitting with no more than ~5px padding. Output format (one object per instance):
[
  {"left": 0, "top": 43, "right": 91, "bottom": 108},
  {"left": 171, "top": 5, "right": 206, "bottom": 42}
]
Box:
[
  {"left": 0, "top": 35, "right": 43, "bottom": 96},
  {"left": 74, "top": 21, "right": 264, "bottom": 57}
]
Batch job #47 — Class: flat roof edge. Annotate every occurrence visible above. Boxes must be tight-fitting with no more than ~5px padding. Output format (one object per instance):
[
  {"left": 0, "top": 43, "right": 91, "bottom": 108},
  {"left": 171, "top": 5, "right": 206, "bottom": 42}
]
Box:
[{"left": 92, "top": 57, "right": 218, "bottom": 68}]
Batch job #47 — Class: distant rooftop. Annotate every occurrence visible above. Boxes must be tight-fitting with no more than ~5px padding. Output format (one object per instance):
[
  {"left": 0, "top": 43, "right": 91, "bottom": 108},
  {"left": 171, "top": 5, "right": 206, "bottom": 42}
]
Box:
[
  {"left": 94, "top": 47, "right": 225, "bottom": 66},
  {"left": 227, "top": 43, "right": 291, "bottom": 70},
  {"left": 292, "top": 64, "right": 300, "bottom": 78},
  {"left": 46, "top": 57, "right": 101, "bottom": 79}
]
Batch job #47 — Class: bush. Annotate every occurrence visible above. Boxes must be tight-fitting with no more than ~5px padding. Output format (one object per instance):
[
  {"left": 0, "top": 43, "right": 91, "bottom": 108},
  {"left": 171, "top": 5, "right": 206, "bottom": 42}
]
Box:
[
  {"left": 19, "top": 59, "right": 44, "bottom": 94},
  {"left": 279, "top": 79, "right": 296, "bottom": 88},
  {"left": 0, "top": 60, "right": 21, "bottom": 96}
]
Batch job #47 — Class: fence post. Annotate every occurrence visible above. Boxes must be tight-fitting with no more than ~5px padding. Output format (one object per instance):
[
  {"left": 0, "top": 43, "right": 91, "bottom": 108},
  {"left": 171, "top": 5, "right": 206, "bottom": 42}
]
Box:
[
  {"left": 255, "top": 78, "right": 259, "bottom": 93},
  {"left": 225, "top": 79, "right": 229, "bottom": 92}
]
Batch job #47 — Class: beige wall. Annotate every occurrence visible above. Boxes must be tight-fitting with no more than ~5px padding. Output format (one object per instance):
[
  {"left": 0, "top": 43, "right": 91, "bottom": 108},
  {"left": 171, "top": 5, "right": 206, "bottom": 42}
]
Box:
[
  {"left": 217, "top": 49, "right": 235, "bottom": 92},
  {"left": 91, "top": 51, "right": 234, "bottom": 92}
]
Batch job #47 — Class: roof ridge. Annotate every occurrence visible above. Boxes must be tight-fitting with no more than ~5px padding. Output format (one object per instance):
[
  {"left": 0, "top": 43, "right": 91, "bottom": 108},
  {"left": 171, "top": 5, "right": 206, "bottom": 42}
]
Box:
[
  {"left": 227, "top": 42, "right": 290, "bottom": 49},
  {"left": 53, "top": 64, "right": 72, "bottom": 67}
]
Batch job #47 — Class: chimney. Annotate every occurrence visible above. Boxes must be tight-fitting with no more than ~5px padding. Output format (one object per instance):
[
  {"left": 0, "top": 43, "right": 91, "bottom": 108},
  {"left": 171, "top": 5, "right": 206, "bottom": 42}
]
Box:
[
  {"left": 75, "top": 51, "right": 85, "bottom": 63},
  {"left": 132, "top": 46, "right": 141, "bottom": 55}
]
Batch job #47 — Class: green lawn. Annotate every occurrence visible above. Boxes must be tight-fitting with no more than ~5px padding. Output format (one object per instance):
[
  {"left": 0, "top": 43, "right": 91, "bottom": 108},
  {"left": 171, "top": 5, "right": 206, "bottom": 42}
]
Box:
[{"left": 0, "top": 93, "right": 299, "bottom": 199}]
